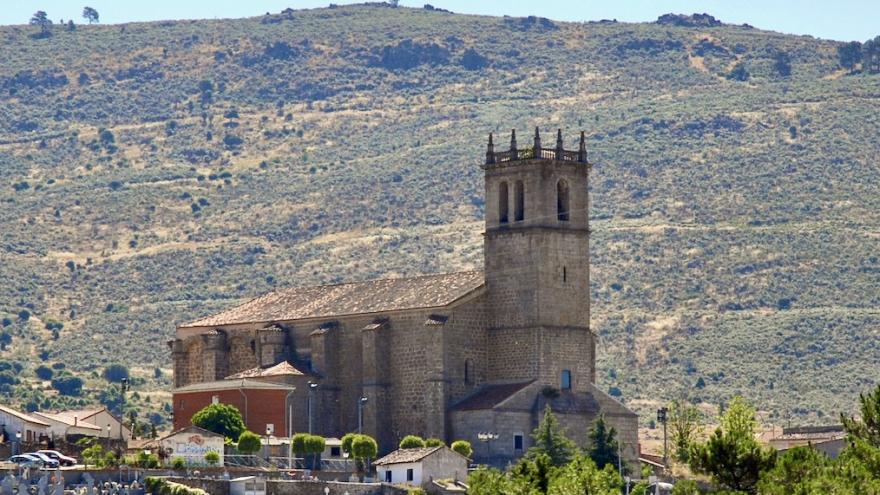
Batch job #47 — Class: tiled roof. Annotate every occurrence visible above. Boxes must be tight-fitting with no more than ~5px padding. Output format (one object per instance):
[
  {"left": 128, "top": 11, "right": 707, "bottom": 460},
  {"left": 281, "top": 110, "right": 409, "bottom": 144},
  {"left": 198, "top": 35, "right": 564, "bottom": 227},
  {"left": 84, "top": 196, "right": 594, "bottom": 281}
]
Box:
[
  {"left": 451, "top": 381, "right": 534, "bottom": 411},
  {"left": 179, "top": 271, "right": 484, "bottom": 328},
  {"left": 31, "top": 411, "right": 101, "bottom": 430},
  {"left": 65, "top": 407, "right": 105, "bottom": 419},
  {"left": 0, "top": 405, "right": 51, "bottom": 427},
  {"left": 173, "top": 379, "right": 295, "bottom": 394},
  {"left": 374, "top": 446, "right": 443, "bottom": 465},
  {"left": 226, "top": 361, "right": 307, "bottom": 379},
  {"left": 159, "top": 425, "right": 224, "bottom": 442}
]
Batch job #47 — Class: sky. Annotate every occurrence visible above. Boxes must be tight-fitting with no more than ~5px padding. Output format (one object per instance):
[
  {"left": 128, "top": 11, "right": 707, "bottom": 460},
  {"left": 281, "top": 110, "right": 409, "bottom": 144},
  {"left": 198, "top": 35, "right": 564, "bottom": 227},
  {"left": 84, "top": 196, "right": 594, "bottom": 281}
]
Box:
[{"left": 3, "top": 0, "right": 877, "bottom": 42}]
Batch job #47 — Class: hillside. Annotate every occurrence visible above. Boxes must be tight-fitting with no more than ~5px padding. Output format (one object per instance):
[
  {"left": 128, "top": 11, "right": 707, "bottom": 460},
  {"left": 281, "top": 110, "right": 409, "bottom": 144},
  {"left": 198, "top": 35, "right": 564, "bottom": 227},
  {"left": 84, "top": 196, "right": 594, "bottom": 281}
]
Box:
[{"left": 1, "top": 4, "right": 879, "bottom": 427}]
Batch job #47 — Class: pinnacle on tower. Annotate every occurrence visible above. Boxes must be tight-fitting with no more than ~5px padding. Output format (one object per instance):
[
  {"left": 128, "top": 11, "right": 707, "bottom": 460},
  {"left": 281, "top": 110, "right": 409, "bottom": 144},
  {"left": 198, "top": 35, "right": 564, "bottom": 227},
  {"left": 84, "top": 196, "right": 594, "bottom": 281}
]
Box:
[
  {"left": 533, "top": 126, "right": 541, "bottom": 152},
  {"left": 555, "top": 128, "right": 564, "bottom": 159},
  {"left": 510, "top": 129, "right": 517, "bottom": 155},
  {"left": 486, "top": 133, "right": 495, "bottom": 164},
  {"left": 578, "top": 131, "right": 587, "bottom": 163}
]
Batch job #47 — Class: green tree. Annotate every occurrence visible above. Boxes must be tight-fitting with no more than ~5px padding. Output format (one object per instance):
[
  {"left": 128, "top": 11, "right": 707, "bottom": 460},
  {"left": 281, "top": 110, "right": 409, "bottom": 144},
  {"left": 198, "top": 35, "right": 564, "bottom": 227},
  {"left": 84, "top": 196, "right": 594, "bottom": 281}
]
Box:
[
  {"left": 547, "top": 454, "right": 621, "bottom": 495},
  {"left": 400, "top": 435, "right": 427, "bottom": 449},
  {"left": 510, "top": 453, "right": 554, "bottom": 493},
  {"left": 291, "top": 433, "right": 309, "bottom": 457},
  {"left": 351, "top": 434, "right": 378, "bottom": 479},
  {"left": 838, "top": 41, "right": 863, "bottom": 73},
  {"left": 29, "top": 11, "right": 52, "bottom": 36},
  {"left": 669, "top": 401, "right": 702, "bottom": 463},
  {"left": 171, "top": 456, "right": 186, "bottom": 469},
  {"left": 468, "top": 467, "right": 517, "bottom": 495},
  {"left": 774, "top": 50, "right": 792, "bottom": 77},
  {"left": 864, "top": 36, "right": 880, "bottom": 73},
  {"left": 528, "top": 404, "right": 575, "bottom": 466},
  {"left": 722, "top": 396, "right": 758, "bottom": 443},
  {"left": 425, "top": 437, "right": 444, "bottom": 447},
  {"left": 341, "top": 432, "right": 356, "bottom": 455},
  {"left": 451, "top": 440, "right": 473, "bottom": 458},
  {"left": 689, "top": 426, "right": 776, "bottom": 493},
  {"left": 727, "top": 62, "right": 750, "bottom": 81},
  {"left": 670, "top": 479, "right": 700, "bottom": 495},
  {"left": 34, "top": 365, "right": 53, "bottom": 380},
  {"left": 237, "top": 431, "right": 262, "bottom": 455},
  {"left": 51, "top": 375, "right": 83, "bottom": 396},
  {"left": 306, "top": 434, "right": 326, "bottom": 470},
  {"left": 587, "top": 414, "right": 619, "bottom": 470},
  {"left": 82, "top": 444, "right": 104, "bottom": 468},
  {"left": 191, "top": 403, "right": 246, "bottom": 441},
  {"left": 103, "top": 363, "right": 129, "bottom": 383},
  {"left": 756, "top": 445, "right": 827, "bottom": 494},
  {"left": 205, "top": 450, "right": 220, "bottom": 466},
  {"left": 842, "top": 383, "right": 880, "bottom": 446},
  {"left": 82, "top": 7, "right": 99, "bottom": 24}
]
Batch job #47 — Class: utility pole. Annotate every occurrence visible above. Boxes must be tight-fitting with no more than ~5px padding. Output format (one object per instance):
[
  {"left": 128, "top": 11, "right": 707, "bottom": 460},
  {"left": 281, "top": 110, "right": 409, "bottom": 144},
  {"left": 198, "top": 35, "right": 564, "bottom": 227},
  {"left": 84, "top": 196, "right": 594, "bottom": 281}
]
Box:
[
  {"left": 358, "top": 397, "right": 368, "bottom": 434},
  {"left": 307, "top": 382, "right": 318, "bottom": 434},
  {"left": 657, "top": 407, "right": 669, "bottom": 468}
]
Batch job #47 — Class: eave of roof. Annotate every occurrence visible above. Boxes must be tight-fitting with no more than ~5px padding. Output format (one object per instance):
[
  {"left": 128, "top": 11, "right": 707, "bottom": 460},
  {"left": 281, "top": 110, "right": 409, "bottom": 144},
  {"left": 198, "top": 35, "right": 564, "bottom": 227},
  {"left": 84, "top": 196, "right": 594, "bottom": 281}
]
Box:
[
  {"left": 173, "top": 379, "right": 295, "bottom": 394},
  {"left": 0, "top": 405, "right": 50, "bottom": 427},
  {"left": 178, "top": 270, "right": 484, "bottom": 328}
]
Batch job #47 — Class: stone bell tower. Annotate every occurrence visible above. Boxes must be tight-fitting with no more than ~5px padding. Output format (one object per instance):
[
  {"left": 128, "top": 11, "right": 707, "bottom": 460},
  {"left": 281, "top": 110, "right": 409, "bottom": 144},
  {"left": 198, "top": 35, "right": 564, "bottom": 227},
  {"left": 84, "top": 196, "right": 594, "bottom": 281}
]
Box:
[{"left": 482, "top": 127, "right": 595, "bottom": 392}]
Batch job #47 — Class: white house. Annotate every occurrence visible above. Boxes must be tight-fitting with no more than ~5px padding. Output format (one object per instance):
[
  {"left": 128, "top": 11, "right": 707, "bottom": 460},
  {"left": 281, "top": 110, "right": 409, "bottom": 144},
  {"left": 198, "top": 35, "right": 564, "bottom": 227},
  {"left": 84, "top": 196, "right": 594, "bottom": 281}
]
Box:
[
  {"left": 65, "top": 407, "right": 132, "bottom": 441},
  {"left": 374, "top": 446, "right": 469, "bottom": 488},
  {"left": 0, "top": 405, "right": 50, "bottom": 444},
  {"left": 159, "top": 425, "right": 224, "bottom": 467},
  {"left": 31, "top": 411, "right": 103, "bottom": 439}
]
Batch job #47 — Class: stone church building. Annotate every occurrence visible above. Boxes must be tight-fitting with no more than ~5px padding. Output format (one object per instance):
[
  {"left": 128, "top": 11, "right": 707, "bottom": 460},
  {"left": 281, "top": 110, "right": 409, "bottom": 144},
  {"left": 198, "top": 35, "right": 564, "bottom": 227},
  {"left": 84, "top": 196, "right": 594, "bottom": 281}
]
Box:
[{"left": 170, "top": 128, "right": 638, "bottom": 467}]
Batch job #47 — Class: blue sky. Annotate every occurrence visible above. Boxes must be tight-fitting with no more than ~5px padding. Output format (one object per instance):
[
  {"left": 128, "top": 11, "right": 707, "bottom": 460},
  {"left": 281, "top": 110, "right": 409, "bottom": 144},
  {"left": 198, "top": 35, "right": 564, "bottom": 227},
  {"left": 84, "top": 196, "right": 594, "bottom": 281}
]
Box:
[{"left": 3, "top": 0, "right": 877, "bottom": 42}]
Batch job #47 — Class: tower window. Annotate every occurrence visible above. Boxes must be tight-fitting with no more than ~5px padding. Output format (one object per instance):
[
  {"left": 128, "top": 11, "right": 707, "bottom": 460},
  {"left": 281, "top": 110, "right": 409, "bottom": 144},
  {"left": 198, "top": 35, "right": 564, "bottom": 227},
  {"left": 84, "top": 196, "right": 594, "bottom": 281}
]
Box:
[
  {"left": 557, "top": 179, "right": 570, "bottom": 221},
  {"left": 514, "top": 434, "right": 524, "bottom": 451},
  {"left": 561, "top": 369, "right": 572, "bottom": 390},
  {"left": 464, "top": 359, "right": 473, "bottom": 384},
  {"left": 563, "top": 266, "right": 567, "bottom": 283},
  {"left": 514, "top": 180, "right": 524, "bottom": 222},
  {"left": 499, "top": 181, "right": 509, "bottom": 224}
]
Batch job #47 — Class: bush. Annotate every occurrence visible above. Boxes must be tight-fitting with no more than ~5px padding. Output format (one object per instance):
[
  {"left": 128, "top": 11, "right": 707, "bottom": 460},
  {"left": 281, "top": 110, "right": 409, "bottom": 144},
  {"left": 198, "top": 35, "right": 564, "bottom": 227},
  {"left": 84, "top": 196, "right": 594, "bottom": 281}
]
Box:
[
  {"left": 451, "top": 440, "right": 473, "bottom": 458},
  {"left": 51, "top": 376, "right": 83, "bottom": 396},
  {"left": 671, "top": 479, "right": 700, "bottom": 495},
  {"left": 103, "top": 363, "right": 129, "bottom": 383},
  {"left": 205, "top": 450, "right": 220, "bottom": 466},
  {"left": 425, "top": 438, "right": 444, "bottom": 447},
  {"left": 237, "top": 431, "right": 262, "bottom": 455},
  {"left": 399, "top": 435, "right": 426, "bottom": 449},
  {"left": 171, "top": 456, "right": 186, "bottom": 469},
  {"left": 35, "top": 365, "right": 53, "bottom": 380},
  {"left": 191, "top": 403, "right": 246, "bottom": 441}
]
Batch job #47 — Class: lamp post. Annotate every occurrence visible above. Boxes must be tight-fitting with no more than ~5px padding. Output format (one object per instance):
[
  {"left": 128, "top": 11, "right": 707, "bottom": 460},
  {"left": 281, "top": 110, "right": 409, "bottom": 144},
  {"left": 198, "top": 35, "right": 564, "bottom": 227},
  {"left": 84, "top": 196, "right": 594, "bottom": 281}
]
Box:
[
  {"left": 357, "top": 397, "right": 368, "bottom": 434},
  {"left": 477, "top": 432, "right": 498, "bottom": 466},
  {"left": 656, "top": 407, "right": 668, "bottom": 468},
  {"left": 307, "top": 382, "right": 318, "bottom": 434},
  {"left": 120, "top": 377, "right": 130, "bottom": 441},
  {"left": 14, "top": 430, "right": 21, "bottom": 456}
]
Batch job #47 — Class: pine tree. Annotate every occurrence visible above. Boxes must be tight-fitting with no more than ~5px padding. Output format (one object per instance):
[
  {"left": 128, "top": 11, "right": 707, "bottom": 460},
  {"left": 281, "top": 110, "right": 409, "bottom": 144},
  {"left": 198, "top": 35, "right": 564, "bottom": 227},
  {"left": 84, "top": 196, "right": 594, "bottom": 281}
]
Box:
[
  {"left": 527, "top": 404, "right": 575, "bottom": 466},
  {"left": 841, "top": 383, "right": 880, "bottom": 446},
  {"left": 587, "top": 415, "right": 620, "bottom": 470}
]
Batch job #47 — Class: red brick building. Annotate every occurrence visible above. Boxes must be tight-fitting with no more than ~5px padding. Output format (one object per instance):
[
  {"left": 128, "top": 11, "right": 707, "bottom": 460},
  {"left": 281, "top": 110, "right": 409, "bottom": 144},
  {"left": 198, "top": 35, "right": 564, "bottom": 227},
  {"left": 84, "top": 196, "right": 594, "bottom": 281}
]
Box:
[{"left": 172, "top": 378, "right": 296, "bottom": 437}]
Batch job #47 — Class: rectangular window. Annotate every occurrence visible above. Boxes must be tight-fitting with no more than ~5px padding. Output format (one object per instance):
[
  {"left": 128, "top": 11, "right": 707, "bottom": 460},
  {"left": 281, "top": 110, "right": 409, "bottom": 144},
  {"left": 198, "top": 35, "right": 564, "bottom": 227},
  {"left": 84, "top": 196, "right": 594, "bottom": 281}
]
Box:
[
  {"left": 385, "top": 470, "right": 392, "bottom": 482},
  {"left": 561, "top": 370, "right": 572, "bottom": 390},
  {"left": 407, "top": 468, "right": 414, "bottom": 481},
  {"left": 514, "top": 434, "right": 523, "bottom": 451},
  {"left": 331, "top": 446, "right": 341, "bottom": 457}
]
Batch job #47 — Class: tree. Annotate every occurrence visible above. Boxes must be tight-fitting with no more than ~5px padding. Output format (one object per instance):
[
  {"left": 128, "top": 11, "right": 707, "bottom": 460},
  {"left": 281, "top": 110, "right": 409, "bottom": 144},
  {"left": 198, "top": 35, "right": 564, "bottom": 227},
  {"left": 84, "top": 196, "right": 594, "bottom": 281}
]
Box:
[
  {"left": 103, "top": 364, "right": 129, "bottom": 383},
  {"left": 51, "top": 375, "right": 83, "bottom": 396},
  {"left": 341, "top": 432, "right": 356, "bottom": 455},
  {"left": 838, "top": 41, "right": 863, "bottom": 73},
  {"left": 99, "top": 385, "right": 125, "bottom": 416},
  {"left": 425, "top": 437, "right": 444, "bottom": 447},
  {"left": 756, "top": 445, "right": 827, "bottom": 494},
  {"left": 689, "top": 426, "right": 776, "bottom": 493},
  {"left": 587, "top": 415, "right": 619, "bottom": 470},
  {"left": 82, "top": 444, "right": 104, "bottom": 468},
  {"left": 546, "top": 455, "right": 621, "bottom": 495},
  {"left": 528, "top": 405, "right": 576, "bottom": 466},
  {"left": 171, "top": 456, "right": 186, "bottom": 469},
  {"left": 237, "top": 431, "right": 262, "bottom": 455},
  {"left": 510, "top": 453, "right": 554, "bottom": 493},
  {"left": 35, "top": 365, "right": 53, "bottom": 380},
  {"left": 451, "top": 440, "right": 473, "bottom": 458},
  {"left": 774, "top": 50, "right": 792, "bottom": 77},
  {"left": 467, "top": 467, "right": 517, "bottom": 495},
  {"left": 291, "top": 433, "right": 309, "bottom": 457},
  {"left": 864, "top": 36, "right": 880, "bottom": 74},
  {"left": 191, "top": 403, "right": 246, "bottom": 441},
  {"left": 727, "top": 62, "right": 750, "bottom": 81},
  {"left": 689, "top": 396, "right": 775, "bottom": 493},
  {"left": 400, "top": 435, "right": 427, "bottom": 449},
  {"left": 669, "top": 401, "right": 702, "bottom": 463},
  {"left": 670, "top": 479, "right": 700, "bottom": 495},
  {"left": 306, "top": 434, "right": 326, "bottom": 470},
  {"left": 204, "top": 450, "right": 220, "bottom": 466},
  {"left": 29, "top": 11, "right": 52, "bottom": 36},
  {"left": 82, "top": 7, "right": 99, "bottom": 24},
  {"left": 351, "top": 434, "right": 378, "bottom": 479},
  {"left": 841, "top": 382, "right": 880, "bottom": 446}
]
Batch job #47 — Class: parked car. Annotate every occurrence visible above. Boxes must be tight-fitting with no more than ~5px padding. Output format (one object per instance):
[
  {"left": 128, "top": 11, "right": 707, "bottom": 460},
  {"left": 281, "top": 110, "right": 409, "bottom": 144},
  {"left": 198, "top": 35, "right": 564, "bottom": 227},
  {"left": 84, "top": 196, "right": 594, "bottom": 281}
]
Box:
[
  {"left": 37, "top": 450, "right": 77, "bottom": 467},
  {"left": 8, "top": 454, "right": 44, "bottom": 468},
  {"left": 25, "top": 452, "right": 60, "bottom": 469}
]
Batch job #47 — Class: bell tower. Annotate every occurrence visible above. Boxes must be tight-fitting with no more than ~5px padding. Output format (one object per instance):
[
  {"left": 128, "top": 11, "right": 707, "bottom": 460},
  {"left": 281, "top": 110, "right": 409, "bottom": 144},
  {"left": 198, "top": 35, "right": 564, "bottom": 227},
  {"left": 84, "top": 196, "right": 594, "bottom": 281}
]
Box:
[{"left": 482, "top": 127, "right": 595, "bottom": 392}]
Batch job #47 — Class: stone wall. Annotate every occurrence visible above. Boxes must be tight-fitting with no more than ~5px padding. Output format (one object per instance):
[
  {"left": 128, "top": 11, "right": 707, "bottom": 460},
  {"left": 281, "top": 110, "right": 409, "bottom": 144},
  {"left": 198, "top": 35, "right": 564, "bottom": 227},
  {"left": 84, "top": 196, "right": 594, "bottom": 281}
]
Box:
[
  {"left": 267, "top": 480, "right": 407, "bottom": 495},
  {"left": 168, "top": 477, "right": 230, "bottom": 495}
]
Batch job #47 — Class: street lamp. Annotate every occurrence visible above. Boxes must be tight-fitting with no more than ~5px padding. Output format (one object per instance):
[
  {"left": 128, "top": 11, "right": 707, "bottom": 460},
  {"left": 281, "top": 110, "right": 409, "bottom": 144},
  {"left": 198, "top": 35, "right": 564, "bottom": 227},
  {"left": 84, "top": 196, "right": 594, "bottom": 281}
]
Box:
[
  {"left": 120, "top": 378, "right": 130, "bottom": 441},
  {"left": 477, "top": 432, "right": 498, "bottom": 465},
  {"left": 357, "top": 397, "right": 368, "bottom": 434},
  {"left": 656, "top": 407, "right": 669, "bottom": 468},
  {"left": 14, "top": 430, "right": 21, "bottom": 456},
  {"left": 307, "top": 382, "right": 318, "bottom": 434}
]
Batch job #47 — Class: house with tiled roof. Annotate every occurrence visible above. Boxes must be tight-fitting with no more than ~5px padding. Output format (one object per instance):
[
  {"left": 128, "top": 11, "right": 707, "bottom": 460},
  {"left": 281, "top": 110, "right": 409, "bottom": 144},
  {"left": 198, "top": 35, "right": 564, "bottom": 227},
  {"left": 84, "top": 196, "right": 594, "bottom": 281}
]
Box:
[
  {"left": 374, "top": 445, "right": 468, "bottom": 488},
  {"left": 64, "top": 406, "right": 132, "bottom": 441},
  {"left": 169, "top": 129, "right": 637, "bottom": 468},
  {"left": 0, "top": 404, "right": 50, "bottom": 444}
]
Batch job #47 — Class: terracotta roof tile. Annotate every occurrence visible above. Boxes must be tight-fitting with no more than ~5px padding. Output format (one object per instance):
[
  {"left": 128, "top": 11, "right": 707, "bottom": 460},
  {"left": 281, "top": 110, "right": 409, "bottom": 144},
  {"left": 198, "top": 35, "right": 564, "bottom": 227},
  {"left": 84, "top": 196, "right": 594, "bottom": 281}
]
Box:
[
  {"left": 451, "top": 381, "right": 534, "bottom": 411},
  {"left": 374, "top": 446, "right": 443, "bottom": 465},
  {"left": 180, "top": 271, "right": 484, "bottom": 328},
  {"left": 225, "top": 361, "right": 307, "bottom": 379}
]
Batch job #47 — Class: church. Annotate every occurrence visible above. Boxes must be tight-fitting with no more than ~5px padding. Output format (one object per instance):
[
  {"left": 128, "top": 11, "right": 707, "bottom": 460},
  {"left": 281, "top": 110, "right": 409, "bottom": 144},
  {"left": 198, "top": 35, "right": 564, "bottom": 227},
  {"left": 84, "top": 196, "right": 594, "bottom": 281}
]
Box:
[{"left": 169, "top": 128, "right": 638, "bottom": 467}]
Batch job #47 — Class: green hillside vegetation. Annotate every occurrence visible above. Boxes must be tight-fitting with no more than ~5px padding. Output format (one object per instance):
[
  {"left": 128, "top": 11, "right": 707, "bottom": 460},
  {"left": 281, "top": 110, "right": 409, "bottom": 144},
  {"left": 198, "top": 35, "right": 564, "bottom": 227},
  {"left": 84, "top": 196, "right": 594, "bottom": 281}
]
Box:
[{"left": 1, "top": 4, "right": 879, "bottom": 426}]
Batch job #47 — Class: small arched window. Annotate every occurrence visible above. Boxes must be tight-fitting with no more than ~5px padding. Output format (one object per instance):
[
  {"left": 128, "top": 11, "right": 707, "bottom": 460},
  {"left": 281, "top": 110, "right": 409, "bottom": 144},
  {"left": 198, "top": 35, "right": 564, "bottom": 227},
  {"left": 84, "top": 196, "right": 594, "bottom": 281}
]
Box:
[
  {"left": 561, "top": 370, "right": 572, "bottom": 390},
  {"left": 464, "top": 359, "right": 473, "bottom": 384},
  {"left": 514, "top": 181, "right": 524, "bottom": 222},
  {"left": 498, "top": 181, "right": 509, "bottom": 224},
  {"left": 557, "top": 179, "right": 570, "bottom": 221}
]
